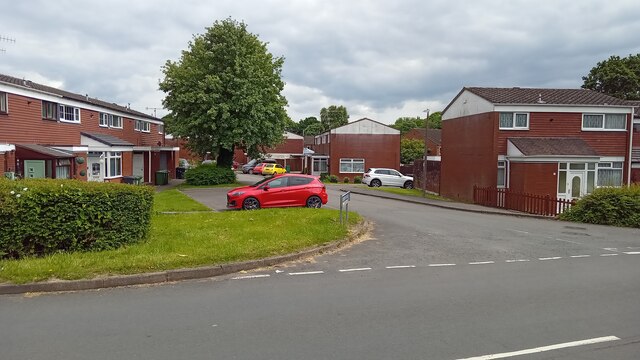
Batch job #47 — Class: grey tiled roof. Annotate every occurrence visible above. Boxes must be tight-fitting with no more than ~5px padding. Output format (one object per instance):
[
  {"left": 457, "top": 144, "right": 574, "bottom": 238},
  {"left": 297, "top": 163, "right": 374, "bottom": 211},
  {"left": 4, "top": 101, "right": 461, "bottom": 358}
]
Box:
[
  {"left": 0, "top": 73, "right": 159, "bottom": 121},
  {"left": 466, "top": 87, "right": 630, "bottom": 106},
  {"left": 509, "top": 137, "right": 599, "bottom": 156},
  {"left": 81, "top": 132, "right": 134, "bottom": 146},
  {"left": 15, "top": 144, "right": 74, "bottom": 158}
]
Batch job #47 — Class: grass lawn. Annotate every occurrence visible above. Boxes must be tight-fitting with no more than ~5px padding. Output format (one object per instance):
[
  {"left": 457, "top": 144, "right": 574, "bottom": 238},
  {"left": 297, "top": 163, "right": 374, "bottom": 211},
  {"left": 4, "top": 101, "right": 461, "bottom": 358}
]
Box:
[
  {"left": 154, "top": 189, "right": 211, "bottom": 212},
  {"left": 0, "top": 191, "right": 361, "bottom": 284}
]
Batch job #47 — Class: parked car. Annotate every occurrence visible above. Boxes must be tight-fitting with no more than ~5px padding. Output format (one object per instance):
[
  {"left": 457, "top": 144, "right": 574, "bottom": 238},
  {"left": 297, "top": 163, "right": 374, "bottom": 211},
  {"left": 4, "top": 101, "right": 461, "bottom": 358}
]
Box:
[
  {"left": 362, "top": 168, "right": 414, "bottom": 189},
  {"left": 227, "top": 174, "right": 328, "bottom": 210},
  {"left": 232, "top": 161, "right": 240, "bottom": 170},
  {"left": 252, "top": 159, "right": 277, "bottom": 175},
  {"left": 242, "top": 159, "right": 259, "bottom": 174},
  {"left": 262, "top": 163, "right": 287, "bottom": 176}
]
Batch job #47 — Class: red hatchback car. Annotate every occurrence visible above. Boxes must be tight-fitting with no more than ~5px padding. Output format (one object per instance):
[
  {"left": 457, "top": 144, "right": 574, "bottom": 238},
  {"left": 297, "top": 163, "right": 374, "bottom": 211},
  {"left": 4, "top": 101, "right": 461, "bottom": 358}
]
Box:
[{"left": 227, "top": 174, "right": 328, "bottom": 210}]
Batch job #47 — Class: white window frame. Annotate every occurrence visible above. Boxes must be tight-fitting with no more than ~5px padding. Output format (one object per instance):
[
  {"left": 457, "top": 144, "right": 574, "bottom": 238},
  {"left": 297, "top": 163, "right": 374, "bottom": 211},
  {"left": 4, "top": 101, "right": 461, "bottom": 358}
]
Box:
[
  {"left": 158, "top": 124, "right": 164, "bottom": 134},
  {"left": 339, "top": 158, "right": 365, "bottom": 173},
  {"left": 0, "top": 92, "right": 7, "bottom": 113},
  {"left": 135, "top": 120, "right": 150, "bottom": 132},
  {"left": 58, "top": 104, "right": 81, "bottom": 123},
  {"left": 582, "top": 113, "right": 627, "bottom": 131},
  {"left": 99, "top": 113, "right": 110, "bottom": 127},
  {"left": 596, "top": 161, "right": 623, "bottom": 187},
  {"left": 105, "top": 151, "right": 122, "bottom": 178},
  {"left": 499, "top": 112, "right": 529, "bottom": 130},
  {"left": 497, "top": 160, "right": 507, "bottom": 188},
  {"left": 110, "top": 115, "right": 123, "bottom": 129}
]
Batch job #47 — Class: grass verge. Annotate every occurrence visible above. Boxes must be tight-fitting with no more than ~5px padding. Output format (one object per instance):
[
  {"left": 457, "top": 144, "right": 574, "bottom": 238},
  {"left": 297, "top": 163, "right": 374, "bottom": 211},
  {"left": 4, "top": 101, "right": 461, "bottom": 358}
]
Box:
[
  {"left": 0, "top": 208, "right": 361, "bottom": 284},
  {"left": 351, "top": 185, "right": 449, "bottom": 201},
  {"left": 154, "top": 189, "right": 211, "bottom": 212}
]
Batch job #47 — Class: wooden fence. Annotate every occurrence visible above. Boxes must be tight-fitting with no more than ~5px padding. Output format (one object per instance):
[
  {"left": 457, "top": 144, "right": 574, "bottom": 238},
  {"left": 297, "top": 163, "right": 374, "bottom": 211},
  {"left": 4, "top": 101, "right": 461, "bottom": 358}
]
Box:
[{"left": 473, "top": 186, "right": 575, "bottom": 216}]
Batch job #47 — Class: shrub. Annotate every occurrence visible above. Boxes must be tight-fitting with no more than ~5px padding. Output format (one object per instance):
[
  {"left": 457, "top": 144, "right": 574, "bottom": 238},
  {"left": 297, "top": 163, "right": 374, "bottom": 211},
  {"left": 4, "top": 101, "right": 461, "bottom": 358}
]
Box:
[
  {"left": 185, "top": 164, "right": 236, "bottom": 185},
  {"left": 343, "top": 177, "right": 350, "bottom": 183},
  {"left": 0, "top": 178, "right": 155, "bottom": 259},
  {"left": 559, "top": 185, "right": 640, "bottom": 228},
  {"left": 354, "top": 176, "right": 362, "bottom": 184},
  {"left": 329, "top": 175, "right": 339, "bottom": 183},
  {"left": 319, "top": 172, "right": 330, "bottom": 182}
]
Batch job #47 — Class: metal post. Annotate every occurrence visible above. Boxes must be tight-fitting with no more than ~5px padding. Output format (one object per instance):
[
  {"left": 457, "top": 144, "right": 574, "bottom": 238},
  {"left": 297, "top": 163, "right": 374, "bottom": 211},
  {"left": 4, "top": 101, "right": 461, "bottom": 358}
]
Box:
[
  {"left": 422, "top": 109, "right": 430, "bottom": 197},
  {"left": 345, "top": 202, "right": 349, "bottom": 224},
  {"left": 339, "top": 196, "right": 343, "bottom": 224}
]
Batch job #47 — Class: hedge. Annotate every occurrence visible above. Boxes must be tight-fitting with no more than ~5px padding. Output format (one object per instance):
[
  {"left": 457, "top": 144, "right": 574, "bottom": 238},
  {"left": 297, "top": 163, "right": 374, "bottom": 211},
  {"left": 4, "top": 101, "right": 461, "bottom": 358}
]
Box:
[
  {"left": 0, "top": 179, "right": 155, "bottom": 259},
  {"left": 559, "top": 185, "right": 640, "bottom": 228},
  {"left": 185, "top": 164, "right": 236, "bottom": 185}
]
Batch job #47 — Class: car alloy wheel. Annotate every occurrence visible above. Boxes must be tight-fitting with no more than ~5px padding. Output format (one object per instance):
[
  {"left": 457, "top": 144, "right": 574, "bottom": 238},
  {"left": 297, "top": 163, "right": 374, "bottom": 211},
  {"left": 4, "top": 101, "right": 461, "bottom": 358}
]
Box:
[
  {"left": 306, "top": 196, "right": 322, "bottom": 208},
  {"left": 404, "top": 180, "right": 414, "bottom": 189},
  {"left": 371, "top": 179, "right": 381, "bottom": 187},
  {"left": 242, "top": 197, "right": 261, "bottom": 210}
]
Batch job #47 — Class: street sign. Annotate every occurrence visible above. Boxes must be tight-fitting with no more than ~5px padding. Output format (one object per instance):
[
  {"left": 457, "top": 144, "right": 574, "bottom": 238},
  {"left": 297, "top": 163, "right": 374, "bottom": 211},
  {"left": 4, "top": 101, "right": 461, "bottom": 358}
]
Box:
[{"left": 340, "top": 191, "right": 351, "bottom": 224}]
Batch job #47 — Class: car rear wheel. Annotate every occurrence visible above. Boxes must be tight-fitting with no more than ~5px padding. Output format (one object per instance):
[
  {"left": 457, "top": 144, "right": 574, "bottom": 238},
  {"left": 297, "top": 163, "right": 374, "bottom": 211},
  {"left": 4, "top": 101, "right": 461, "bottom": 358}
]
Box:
[
  {"left": 370, "top": 179, "right": 382, "bottom": 187},
  {"left": 403, "top": 180, "right": 414, "bottom": 189},
  {"left": 306, "top": 196, "right": 322, "bottom": 208},
  {"left": 242, "top": 197, "right": 261, "bottom": 210}
]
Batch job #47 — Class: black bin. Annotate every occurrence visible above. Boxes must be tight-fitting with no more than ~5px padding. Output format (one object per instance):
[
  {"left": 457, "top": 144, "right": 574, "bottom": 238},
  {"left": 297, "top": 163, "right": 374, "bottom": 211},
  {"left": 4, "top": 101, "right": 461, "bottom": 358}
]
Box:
[
  {"left": 176, "top": 167, "right": 186, "bottom": 179},
  {"left": 122, "top": 176, "right": 136, "bottom": 184}
]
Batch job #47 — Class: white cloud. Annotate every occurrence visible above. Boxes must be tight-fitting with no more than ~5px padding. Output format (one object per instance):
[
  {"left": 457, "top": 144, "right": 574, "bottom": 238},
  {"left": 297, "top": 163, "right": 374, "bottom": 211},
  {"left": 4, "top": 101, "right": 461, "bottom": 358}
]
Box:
[{"left": 1, "top": 0, "right": 640, "bottom": 125}]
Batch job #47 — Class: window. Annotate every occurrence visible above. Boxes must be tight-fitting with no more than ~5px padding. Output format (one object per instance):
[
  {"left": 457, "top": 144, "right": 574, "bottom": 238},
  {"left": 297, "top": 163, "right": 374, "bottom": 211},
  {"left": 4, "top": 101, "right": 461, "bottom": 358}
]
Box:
[
  {"left": 497, "top": 161, "right": 506, "bottom": 187},
  {"left": 499, "top": 112, "right": 529, "bottom": 129},
  {"left": 111, "top": 115, "right": 122, "bottom": 128},
  {"left": 597, "top": 162, "right": 623, "bottom": 187},
  {"left": 0, "top": 92, "right": 7, "bottom": 113},
  {"left": 374, "top": 169, "right": 390, "bottom": 175},
  {"left": 633, "top": 123, "right": 640, "bottom": 133},
  {"left": 265, "top": 176, "right": 289, "bottom": 188},
  {"left": 340, "top": 158, "right": 365, "bottom": 173},
  {"left": 106, "top": 152, "right": 122, "bottom": 178},
  {"left": 158, "top": 124, "right": 164, "bottom": 134},
  {"left": 135, "top": 120, "right": 150, "bottom": 132},
  {"left": 99, "top": 113, "right": 109, "bottom": 127},
  {"left": 56, "top": 159, "right": 71, "bottom": 179},
  {"left": 582, "top": 114, "right": 626, "bottom": 130},
  {"left": 59, "top": 104, "right": 80, "bottom": 123},
  {"left": 42, "top": 101, "right": 58, "bottom": 120},
  {"left": 290, "top": 176, "right": 313, "bottom": 186}
]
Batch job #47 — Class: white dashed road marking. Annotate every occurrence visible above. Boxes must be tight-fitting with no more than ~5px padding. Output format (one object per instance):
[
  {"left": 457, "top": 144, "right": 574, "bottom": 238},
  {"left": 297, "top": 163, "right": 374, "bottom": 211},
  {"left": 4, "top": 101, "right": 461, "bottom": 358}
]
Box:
[
  {"left": 429, "top": 263, "right": 456, "bottom": 267},
  {"left": 457, "top": 335, "right": 620, "bottom": 360},
  {"left": 505, "top": 259, "right": 530, "bottom": 263},
  {"left": 539, "top": 257, "right": 562, "bottom": 261},
  {"left": 469, "top": 261, "right": 495, "bottom": 265},
  {"left": 570, "top": 255, "right": 591, "bottom": 258},
  {"left": 339, "top": 267, "right": 372, "bottom": 273},
  {"left": 624, "top": 251, "right": 640, "bottom": 255},
  {"left": 288, "top": 271, "right": 324, "bottom": 276},
  {"left": 385, "top": 265, "right": 416, "bottom": 269}
]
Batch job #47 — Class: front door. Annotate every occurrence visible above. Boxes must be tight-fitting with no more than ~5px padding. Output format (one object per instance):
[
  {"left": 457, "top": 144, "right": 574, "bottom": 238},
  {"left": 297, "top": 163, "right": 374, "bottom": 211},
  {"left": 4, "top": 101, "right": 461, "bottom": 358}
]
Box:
[
  {"left": 87, "top": 155, "right": 104, "bottom": 182},
  {"left": 24, "top": 160, "right": 45, "bottom": 178},
  {"left": 568, "top": 171, "right": 586, "bottom": 200},
  {"left": 133, "top": 153, "right": 144, "bottom": 179},
  {"left": 312, "top": 158, "right": 328, "bottom": 176}
]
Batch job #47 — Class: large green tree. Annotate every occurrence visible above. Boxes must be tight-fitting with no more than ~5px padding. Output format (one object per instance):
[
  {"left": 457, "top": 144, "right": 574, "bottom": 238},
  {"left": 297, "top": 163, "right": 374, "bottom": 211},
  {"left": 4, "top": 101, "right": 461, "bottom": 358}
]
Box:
[
  {"left": 320, "top": 105, "right": 349, "bottom": 130},
  {"left": 391, "top": 111, "right": 442, "bottom": 134},
  {"left": 159, "top": 18, "right": 289, "bottom": 167},
  {"left": 400, "top": 138, "right": 428, "bottom": 164},
  {"left": 582, "top": 54, "right": 640, "bottom": 100}
]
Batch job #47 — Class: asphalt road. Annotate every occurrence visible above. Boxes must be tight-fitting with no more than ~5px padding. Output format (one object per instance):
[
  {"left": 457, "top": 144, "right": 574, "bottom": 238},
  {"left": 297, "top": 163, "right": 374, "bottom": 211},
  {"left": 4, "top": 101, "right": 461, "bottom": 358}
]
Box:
[{"left": 2, "top": 177, "right": 639, "bottom": 359}]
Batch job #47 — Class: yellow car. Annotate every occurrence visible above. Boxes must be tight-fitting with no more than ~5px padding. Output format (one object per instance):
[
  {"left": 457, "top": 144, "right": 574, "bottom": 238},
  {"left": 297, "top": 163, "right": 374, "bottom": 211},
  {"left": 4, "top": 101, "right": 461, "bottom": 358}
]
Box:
[{"left": 262, "top": 163, "right": 287, "bottom": 175}]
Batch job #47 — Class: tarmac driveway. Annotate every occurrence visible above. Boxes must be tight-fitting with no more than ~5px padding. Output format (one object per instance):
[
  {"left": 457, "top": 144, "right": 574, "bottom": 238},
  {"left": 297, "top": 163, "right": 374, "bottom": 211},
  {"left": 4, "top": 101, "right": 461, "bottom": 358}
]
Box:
[{"left": 179, "top": 173, "right": 264, "bottom": 211}]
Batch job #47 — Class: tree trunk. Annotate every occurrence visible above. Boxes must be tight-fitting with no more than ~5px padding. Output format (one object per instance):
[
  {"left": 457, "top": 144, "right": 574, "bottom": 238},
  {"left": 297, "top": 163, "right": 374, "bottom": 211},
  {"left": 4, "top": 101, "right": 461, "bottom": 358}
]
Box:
[{"left": 217, "top": 146, "right": 234, "bottom": 168}]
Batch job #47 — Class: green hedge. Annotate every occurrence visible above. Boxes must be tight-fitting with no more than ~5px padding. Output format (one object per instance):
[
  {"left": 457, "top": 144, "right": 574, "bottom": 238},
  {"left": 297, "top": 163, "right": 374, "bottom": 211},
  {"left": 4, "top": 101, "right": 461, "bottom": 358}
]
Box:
[
  {"left": 559, "top": 185, "right": 640, "bottom": 228},
  {"left": 354, "top": 176, "right": 362, "bottom": 184},
  {"left": 184, "top": 164, "right": 236, "bottom": 185},
  {"left": 0, "top": 179, "right": 155, "bottom": 259},
  {"left": 329, "top": 175, "right": 339, "bottom": 183}
]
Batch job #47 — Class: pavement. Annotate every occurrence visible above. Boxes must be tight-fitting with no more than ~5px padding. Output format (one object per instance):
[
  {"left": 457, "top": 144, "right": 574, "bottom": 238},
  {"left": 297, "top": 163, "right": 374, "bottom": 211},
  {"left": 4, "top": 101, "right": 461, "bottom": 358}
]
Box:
[{"left": 0, "top": 175, "right": 553, "bottom": 294}]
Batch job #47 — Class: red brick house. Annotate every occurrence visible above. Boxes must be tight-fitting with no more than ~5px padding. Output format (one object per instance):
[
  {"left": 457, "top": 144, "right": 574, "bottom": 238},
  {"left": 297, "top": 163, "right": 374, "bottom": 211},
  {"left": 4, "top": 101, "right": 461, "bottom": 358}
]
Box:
[
  {"left": 403, "top": 128, "right": 442, "bottom": 157},
  {"left": 232, "top": 131, "right": 305, "bottom": 171},
  {"left": 309, "top": 118, "right": 400, "bottom": 179},
  {"left": 441, "top": 87, "right": 635, "bottom": 202},
  {"left": 0, "top": 73, "right": 178, "bottom": 183}
]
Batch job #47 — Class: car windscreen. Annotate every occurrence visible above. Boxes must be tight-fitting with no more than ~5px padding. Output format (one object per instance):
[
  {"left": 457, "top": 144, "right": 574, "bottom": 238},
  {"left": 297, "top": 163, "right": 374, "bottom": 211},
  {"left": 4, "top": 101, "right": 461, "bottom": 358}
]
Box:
[{"left": 250, "top": 176, "right": 274, "bottom": 187}]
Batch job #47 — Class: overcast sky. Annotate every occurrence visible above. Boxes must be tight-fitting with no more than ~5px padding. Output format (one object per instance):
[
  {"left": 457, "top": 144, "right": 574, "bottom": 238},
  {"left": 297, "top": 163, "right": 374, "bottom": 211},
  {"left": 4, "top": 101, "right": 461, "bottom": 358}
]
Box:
[{"left": 1, "top": 0, "right": 639, "bottom": 124}]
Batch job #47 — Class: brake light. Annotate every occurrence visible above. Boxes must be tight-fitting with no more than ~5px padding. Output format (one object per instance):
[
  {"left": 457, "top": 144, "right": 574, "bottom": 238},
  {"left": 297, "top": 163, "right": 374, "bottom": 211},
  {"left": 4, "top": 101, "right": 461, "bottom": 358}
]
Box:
[{"left": 364, "top": 174, "right": 370, "bottom": 177}]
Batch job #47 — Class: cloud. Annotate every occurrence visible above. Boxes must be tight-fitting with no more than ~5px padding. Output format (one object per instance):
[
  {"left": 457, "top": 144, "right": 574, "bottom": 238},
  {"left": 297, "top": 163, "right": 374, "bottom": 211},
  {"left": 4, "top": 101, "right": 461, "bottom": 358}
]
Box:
[{"left": 2, "top": 0, "right": 640, "bottom": 124}]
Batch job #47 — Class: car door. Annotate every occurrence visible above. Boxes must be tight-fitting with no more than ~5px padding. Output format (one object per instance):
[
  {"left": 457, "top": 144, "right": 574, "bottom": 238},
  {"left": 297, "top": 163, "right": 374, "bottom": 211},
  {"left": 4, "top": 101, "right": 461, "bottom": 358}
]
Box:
[
  {"left": 287, "top": 176, "right": 315, "bottom": 206},
  {"left": 389, "top": 169, "right": 404, "bottom": 186},
  {"left": 374, "top": 169, "right": 391, "bottom": 186},
  {"left": 259, "top": 176, "right": 291, "bottom": 207}
]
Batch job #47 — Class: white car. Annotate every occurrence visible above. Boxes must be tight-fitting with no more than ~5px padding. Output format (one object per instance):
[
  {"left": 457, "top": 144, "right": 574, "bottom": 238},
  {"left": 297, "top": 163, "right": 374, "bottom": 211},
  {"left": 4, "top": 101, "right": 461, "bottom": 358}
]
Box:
[{"left": 362, "top": 168, "right": 414, "bottom": 189}]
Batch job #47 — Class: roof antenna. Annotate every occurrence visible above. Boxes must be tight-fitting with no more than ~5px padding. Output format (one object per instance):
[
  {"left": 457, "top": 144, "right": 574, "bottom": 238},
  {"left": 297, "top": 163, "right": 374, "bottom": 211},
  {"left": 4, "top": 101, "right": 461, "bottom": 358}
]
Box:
[
  {"left": 537, "top": 93, "right": 546, "bottom": 104},
  {"left": 0, "top": 35, "right": 16, "bottom": 54}
]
